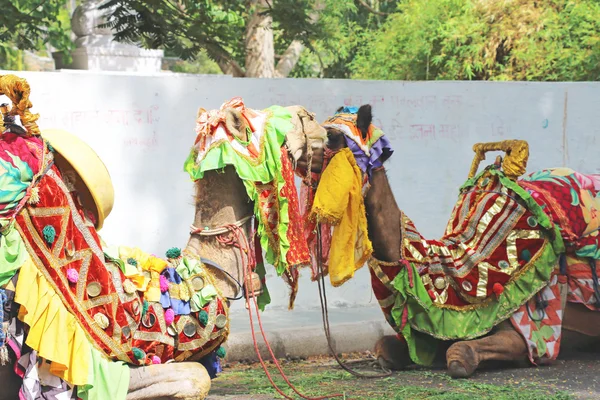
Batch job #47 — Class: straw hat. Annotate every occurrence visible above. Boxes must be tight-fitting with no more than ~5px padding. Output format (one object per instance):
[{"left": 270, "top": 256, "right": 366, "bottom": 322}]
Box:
[{"left": 41, "top": 129, "right": 114, "bottom": 230}]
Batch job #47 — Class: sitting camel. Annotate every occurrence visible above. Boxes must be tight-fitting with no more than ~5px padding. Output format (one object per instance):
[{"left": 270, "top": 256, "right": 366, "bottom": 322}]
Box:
[
  {"left": 0, "top": 77, "right": 326, "bottom": 399},
  {"left": 298, "top": 104, "right": 600, "bottom": 378}
]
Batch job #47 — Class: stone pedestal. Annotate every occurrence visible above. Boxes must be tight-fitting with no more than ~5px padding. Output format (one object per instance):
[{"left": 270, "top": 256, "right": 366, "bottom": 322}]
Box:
[{"left": 53, "top": 0, "right": 164, "bottom": 72}]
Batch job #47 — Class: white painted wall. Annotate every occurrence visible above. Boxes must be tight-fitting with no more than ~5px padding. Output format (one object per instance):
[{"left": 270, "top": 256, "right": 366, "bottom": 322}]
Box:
[{"left": 2, "top": 70, "right": 599, "bottom": 318}]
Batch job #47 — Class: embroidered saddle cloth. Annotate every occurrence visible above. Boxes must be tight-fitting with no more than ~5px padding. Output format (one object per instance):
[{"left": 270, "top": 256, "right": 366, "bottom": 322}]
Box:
[
  {"left": 0, "top": 133, "right": 229, "bottom": 398},
  {"left": 377, "top": 164, "right": 600, "bottom": 365}
]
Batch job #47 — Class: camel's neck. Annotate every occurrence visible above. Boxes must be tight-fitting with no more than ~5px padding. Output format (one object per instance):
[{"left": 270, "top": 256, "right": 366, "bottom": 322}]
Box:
[{"left": 364, "top": 168, "right": 403, "bottom": 263}]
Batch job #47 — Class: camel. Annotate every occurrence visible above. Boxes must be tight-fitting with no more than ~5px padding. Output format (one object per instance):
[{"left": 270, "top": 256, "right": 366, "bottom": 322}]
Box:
[
  {"left": 0, "top": 78, "right": 326, "bottom": 399},
  {"left": 297, "top": 104, "right": 600, "bottom": 378}
]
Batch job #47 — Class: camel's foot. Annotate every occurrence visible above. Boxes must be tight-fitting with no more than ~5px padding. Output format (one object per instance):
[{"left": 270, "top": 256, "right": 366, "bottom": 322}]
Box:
[
  {"left": 374, "top": 335, "right": 411, "bottom": 370},
  {"left": 446, "top": 328, "right": 528, "bottom": 379},
  {"left": 127, "top": 362, "right": 211, "bottom": 400},
  {"left": 447, "top": 341, "right": 479, "bottom": 379}
]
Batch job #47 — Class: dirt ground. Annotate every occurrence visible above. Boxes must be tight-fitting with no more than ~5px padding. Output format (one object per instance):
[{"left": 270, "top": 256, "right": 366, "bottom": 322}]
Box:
[{"left": 207, "top": 350, "right": 599, "bottom": 400}]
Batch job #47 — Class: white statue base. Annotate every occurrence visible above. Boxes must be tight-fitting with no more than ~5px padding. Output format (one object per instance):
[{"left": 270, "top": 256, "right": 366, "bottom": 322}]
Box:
[
  {"left": 53, "top": 0, "right": 164, "bottom": 73},
  {"left": 53, "top": 45, "right": 164, "bottom": 73}
]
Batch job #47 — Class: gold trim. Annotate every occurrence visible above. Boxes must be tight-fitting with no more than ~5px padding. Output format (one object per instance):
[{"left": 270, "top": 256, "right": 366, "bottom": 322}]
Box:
[
  {"left": 476, "top": 262, "right": 489, "bottom": 298},
  {"left": 367, "top": 258, "right": 396, "bottom": 291},
  {"left": 378, "top": 294, "right": 396, "bottom": 308}
]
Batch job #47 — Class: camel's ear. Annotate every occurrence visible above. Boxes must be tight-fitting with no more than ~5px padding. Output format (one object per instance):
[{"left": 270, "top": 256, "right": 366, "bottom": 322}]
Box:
[
  {"left": 356, "top": 104, "right": 372, "bottom": 139},
  {"left": 224, "top": 108, "right": 246, "bottom": 140}
]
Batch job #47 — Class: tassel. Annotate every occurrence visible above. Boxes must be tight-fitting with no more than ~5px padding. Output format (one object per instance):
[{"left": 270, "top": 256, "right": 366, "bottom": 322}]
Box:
[
  {"left": 0, "top": 346, "right": 9, "bottom": 366},
  {"left": 27, "top": 186, "right": 40, "bottom": 205}
]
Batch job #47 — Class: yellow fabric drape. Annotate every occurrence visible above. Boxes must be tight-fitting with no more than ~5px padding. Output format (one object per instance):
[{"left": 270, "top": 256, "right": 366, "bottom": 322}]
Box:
[
  {"left": 15, "top": 257, "right": 91, "bottom": 386},
  {"left": 310, "top": 148, "right": 373, "bottom": 286}
]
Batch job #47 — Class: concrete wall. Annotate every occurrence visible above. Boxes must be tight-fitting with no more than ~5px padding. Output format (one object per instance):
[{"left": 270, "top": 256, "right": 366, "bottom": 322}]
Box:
[{"left": 2, "top": 70, "right": 599, "bottom": 319}]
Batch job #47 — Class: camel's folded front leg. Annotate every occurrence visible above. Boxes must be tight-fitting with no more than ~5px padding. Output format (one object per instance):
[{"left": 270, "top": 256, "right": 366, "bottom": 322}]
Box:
[
  {"left": 374, "top": 335, "right": 412, "bottom": 370},
  {"left": 446, "top": 327, "right": 527, "bottom": 379}
]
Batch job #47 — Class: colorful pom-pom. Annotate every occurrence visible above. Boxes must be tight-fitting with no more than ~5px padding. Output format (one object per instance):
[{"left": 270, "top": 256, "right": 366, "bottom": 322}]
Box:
[
  {"left": 216, "top": 346, "right": 226, "bottom": 359},
  {"left": 165, "top": 247, "right": 181, "bottom": 259},
  {"left": 151, "top": 355, "right": 161, "bottom": 364},
  {"left": 127, "top": 257, "right": 138, "bottom": 266},
  {"left": 164, "top": 308, "right": 175, "bottom": 325},
  {"left": 67, "top": 268, "right": 79, "bottom": 283},
  {"left": 160, "top": 275, "right": 169, "bottom": 293},
  {"left": 493, "top": 283, "right": 504, "bottom": 296},
  {"left": 142, "top": 300, "right": 149, "bottom": 317},
  {"left": 199, "top": 310, "right": 209, "bottom": 325},
  {"left": 427, "top": 290, "right": 436, "bottom": 301},
  {"left": 132, "top": 347, "right": 145, "bottom": 361},
  {"left": 520, "top": 249, "right": 532, "bottom": 263},
  {"left": 42, "top": 225, "right": 56, "bottom": 245}
]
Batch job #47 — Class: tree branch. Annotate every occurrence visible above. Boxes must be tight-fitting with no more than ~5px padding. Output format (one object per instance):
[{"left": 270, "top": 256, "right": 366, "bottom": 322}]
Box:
[
  {"left": 217, "top": 58, "right": 246, "bottom": 77},
  {"left": 204, "top": 42, "right": 246, "bottom": 77},
  {"left": 275, "top": 40, "right": 304, "bottom": 77},
  {"left": 357, "top": 0, "right": 389, "bottom": 16}
]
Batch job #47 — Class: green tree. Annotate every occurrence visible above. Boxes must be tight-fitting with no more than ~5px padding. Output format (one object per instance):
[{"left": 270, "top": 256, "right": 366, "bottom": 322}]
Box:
[
  {"left": 102, "top": 0, "right": 324, "bottom": 78},
  {"left": 291, "top": 0, "right": 396, "bottom": 78},
  {"left": 0, "top": 0, "right": 74, "bottom": 70},
  {"left": 350, "top": 0, "right": 600, "bottom": 81}
]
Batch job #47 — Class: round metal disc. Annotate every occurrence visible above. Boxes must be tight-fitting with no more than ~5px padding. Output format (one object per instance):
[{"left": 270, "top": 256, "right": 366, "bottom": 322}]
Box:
[
  {"left": 462, "top": 281, "right": 473, "bottom": 291},
  {"left": 65, "top": 241, "right": 75, "bottom": 257},
  {"left": 498, "top": 260, "right": 510, "bottom": 269},
  {"left": 191, "top": 276, "right": 205, "bottom": 291},
  {"left": 433, "top": 277, "right": 446, "bottom": 290},
  {"left": 93, "top": 312, "right": 109, "bottom": 329},
  {"left": 132, "top": 301, "right": 140, "bottom": 316},
  {"left": 215, "top": 314, "right": 227, "bottom": 329},
  {"left": 167, "top": 326, "right": 177, "bottom": 336},
  {"left": 123, "top": 279, "right": 136, "bottom": 294},
  {"left": 122, "top": 326, "right": 131, "bottom": 339},
  {"left": 183, "top": 322, "right": 197, "bottom": 338},
  {"left": 527, "top": 216, "right": 538, "bottom": 228},
  {"left": 86, "top": 282, "right": 102, "bottom": 298},
  {"left": 142, "top": 313, "right": 157, "bottom": 329}
]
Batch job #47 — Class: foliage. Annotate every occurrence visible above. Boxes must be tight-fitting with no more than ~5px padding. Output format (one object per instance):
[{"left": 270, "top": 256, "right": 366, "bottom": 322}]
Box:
[
  {"left": 350, "top": 0, "right": 600, "bottom": 81},
  {"left": 290, "top": 0, "right": 397, "bottom": 79},
  {"left": 0, "top": 0, "right": 73, "bottom": 55},
  {"left": 164, "top": 50, "right": 223, "bottom": 75},
  {"left": 101, "top": 0, "right": 323, "bottom": 71}
]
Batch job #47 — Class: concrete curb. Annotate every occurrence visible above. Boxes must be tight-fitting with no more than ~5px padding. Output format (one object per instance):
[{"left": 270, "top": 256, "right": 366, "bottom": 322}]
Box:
[{"left": 223, "top": 320, "right": 396, "bottom": 362}]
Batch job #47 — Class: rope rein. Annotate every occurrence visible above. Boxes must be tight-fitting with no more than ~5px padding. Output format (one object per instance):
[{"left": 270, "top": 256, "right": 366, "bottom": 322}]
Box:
[
  {"left": 312, "top": 147, "right": 392, "bottom": 378},
  {"left": 315, "top": 226, "right": 392, "bottom": 378},
  {"left": 215, "top": 223, "right": 342, "bottom": 400}
]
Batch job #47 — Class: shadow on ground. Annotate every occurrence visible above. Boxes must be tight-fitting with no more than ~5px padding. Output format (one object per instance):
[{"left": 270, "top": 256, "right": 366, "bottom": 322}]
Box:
[{"left": 207, "top": 350, "right": 599, "bottom": 400}]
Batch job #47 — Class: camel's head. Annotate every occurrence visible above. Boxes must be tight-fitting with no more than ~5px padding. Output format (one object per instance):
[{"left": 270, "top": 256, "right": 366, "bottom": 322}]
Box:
[
  {"left": 183, "top": 98, "right": 326, "bottom": 301},
  {"left": 297, "top": 104, "right": 393, "bottom": 176}
]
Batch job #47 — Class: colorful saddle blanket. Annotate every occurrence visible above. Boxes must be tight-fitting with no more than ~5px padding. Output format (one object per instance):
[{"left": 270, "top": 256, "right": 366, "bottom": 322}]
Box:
[
  {"left": 371, "top": 164, "right": 600, "bottom": 366},
  {"left": 0, "top": 133, "right": 229, "bottom": 399},
  {"left": 184, "top": 98, "right": 312, "bottom": 309}
]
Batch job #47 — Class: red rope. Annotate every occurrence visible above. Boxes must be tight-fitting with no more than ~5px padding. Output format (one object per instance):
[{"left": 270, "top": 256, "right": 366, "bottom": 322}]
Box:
[{"left": 218, "top": 224, "right": 341, "bottom": 400}]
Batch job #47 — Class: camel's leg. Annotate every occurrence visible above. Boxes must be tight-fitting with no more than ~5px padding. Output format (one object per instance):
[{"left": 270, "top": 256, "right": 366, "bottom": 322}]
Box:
[
  {"left": 563, "top": 302, "right": 600, "bottom": 338},
  {"left": 446, "top": 324, "right": 527, "bottom": 379},
  {"left": 374, "top": 335, "right": 412, "bottom": 370},
  {"left": 127, "top": 362, "right": 211, "bottom": 400},
  {"left": 0, "top": 365, "right": 20, "bottom": 400}
]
